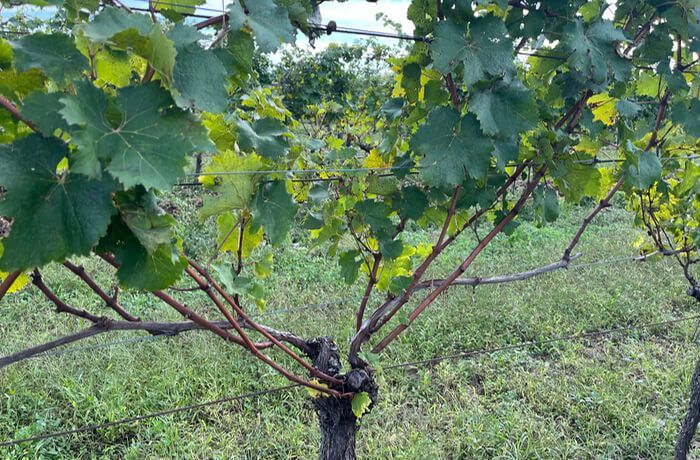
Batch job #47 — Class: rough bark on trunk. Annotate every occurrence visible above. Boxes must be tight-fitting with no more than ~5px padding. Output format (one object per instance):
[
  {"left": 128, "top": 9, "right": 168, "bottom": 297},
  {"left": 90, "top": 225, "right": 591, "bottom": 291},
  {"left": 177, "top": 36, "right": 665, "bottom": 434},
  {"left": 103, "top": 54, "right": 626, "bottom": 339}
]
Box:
[
  {"left": 305, "top": 337, "right": 378, "bottom": 460},
  {"left": 675, "top": 354, "right": 700, "bottom": 459}
]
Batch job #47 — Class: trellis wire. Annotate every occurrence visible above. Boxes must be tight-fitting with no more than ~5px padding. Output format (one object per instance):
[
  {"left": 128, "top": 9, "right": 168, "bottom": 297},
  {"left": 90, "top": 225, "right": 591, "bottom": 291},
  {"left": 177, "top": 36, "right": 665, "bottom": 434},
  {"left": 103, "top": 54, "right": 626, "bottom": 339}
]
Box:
[
  {"left": 173, "top": 154, "right": 700, "bottom": 187},
  {"left": 2, "top": 310, "right": 698, "bottom": 448}
]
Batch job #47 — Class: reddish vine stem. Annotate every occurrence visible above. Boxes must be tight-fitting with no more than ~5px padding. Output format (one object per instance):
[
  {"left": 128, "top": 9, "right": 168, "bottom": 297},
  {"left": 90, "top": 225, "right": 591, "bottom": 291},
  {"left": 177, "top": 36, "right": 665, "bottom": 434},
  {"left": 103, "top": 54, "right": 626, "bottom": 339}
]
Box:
[
  {"left": 356, "top": 254, "right": 382, "bottom": 332},
  {"left": 563, "top": 177, "right": 625, "bottom": 261},
  {"left": 98, "top": 254, "right": 251, "bottom": 348},
  {"left": 31, "top": 270, "right": 102, "bottom": 323},
  {"left": 348, "top": 161, "right": 530, "bottom": 365},
  {"left": 62, "top": 261, "right": 140, "bottom": 322},
  {"left": 182, "top": 266, "right": 259, "bottom": 352},
  {"left": 0, "top": 271, "right": 21, "bottom": 302},
  {"left": 0, "top": 95, "right": 38, "bottom": 132},
  {"left": 186, "top": 258, "right": 344, "bottom": 386},
  {"left": 372, "top": 166, "right": 547, "bottom": 353},
  {"left": 180, "top": 266, "right": 344, "bottom": 395}
]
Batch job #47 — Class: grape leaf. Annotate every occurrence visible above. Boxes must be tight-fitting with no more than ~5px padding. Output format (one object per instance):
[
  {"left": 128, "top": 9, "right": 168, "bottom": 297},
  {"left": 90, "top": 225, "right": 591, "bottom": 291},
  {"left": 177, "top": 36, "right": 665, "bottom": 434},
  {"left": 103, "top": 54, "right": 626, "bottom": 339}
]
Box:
[
  {"left": 251, "top": 180, "right": 298, "bottom": 245},
  {"left": 431, "top": 15, "right": 514, "bottom": 86},
  {"left": 0, "top": 135, "right": 116, "bottom": 271},
  {"left": 61, "top": 81, "right": 197, "bottom": 190},
  {"left": 355, "top": 199, "right": 394, "bottom": 237},
  {"left": 351, "top": 391, "right": 372, "bottom": 419},
  {"left": 560, "top": 20, "right": 628, "bottom": 84},
  {"left": 116, "top": 189, "right": 176, "bottom": 253},
  {"left": 81, "top": 6, "right": 152, "bottom": 41},
  {"left": 411, "top": 107, "right": 492, "bottom": 187},
  {"left": 199, "top": 151, "right": 265, "bottom": 218},
  {"left": 21, "top": 91, "right": 69, "bottom": 136},
  {"left": 339, "top": 250, "right": 361, "bottom": 284},
  {"left": 468, "top": 81, "right": 537, "bottom": 137},
  {"left": 393, "top": 186, "right": 428, "bottom": 221},
  {"left": 235, "top": 118, "right": 290, "bottom": 159},
  {"left": 114, "top": 241, "right": 186, "bottom": 290},
  {"left": 169, "top": 24, "right": 228, "bottom": 113},
  {"left": 533, "top": 186, "right": 560, "bottom": 223},
  {"left": 671, "top": 100, "right": 700, "bottom": 137},
  {"left": 625, "top": 141, "right": 662, "bottom": 189},
  {"left": 228, "top": 0, "right": 296, "bottom": 53},
  {"left": 11, "top": 33, "right": 88, "bottom": 82},
  {"left": 216, "top": 212, "right": 264, "bottom": 257},
  {"left": 401, "top": 63, "right": 422, "bottom": 103},
  {"left": 82, "top": 7, "right": 176, "bottom": 81}
]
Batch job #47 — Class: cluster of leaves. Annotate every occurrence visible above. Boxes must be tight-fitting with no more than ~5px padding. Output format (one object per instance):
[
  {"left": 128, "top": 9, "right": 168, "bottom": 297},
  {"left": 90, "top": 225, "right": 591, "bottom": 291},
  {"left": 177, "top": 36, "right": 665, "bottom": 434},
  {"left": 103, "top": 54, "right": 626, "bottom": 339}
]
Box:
[
  {"left": 0, "top": 0, "right": 320, "bottom": 295},
  {"left": 0, "top": 0, "right": 697, "bottom": 329}
]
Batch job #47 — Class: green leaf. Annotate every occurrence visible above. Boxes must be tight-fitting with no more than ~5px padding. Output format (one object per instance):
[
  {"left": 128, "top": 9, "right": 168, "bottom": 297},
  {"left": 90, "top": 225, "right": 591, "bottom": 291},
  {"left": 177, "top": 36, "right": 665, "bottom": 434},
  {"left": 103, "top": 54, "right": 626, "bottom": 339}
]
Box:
[
  {"left": 625, "top": 142, "right": 662, "bottom": 190},
  {"left": 533, "top": 186, "right": 560, "bottom": 223},
  {"left": 21, "top": 91, "right": 69, "bottom": 136},
  {"left": 254, "top": 251, "right": 274, "bottom": 278},
  {"left": 389, "top": 275, "right": 413, "bottom": 296},
  {"left": 0, "top": 68, "right": 45, "bottom": 102},
  {"left": 81, "top": 6, "right": 152, "bottom": 41},
  {"left": 671, "top": 100, "right": 700, "bottom": 137},
  {"left": 215, "top": 29, "right": 255, "bottom": 80},
  {"left": 251, "top": 180, "right": 298, "bottom": 245},
  {"left": 411, "top": 107, "right": 492, "bottom": 187},
  {"left": 355, "top": 199, "right": 394, "bottom": 236},
  {"left": 0, "top": 135, "right": 116, "bottom": 271},
  {"left": 380, "top": 98, "right": 404, "bottom": 121},
  {"left": 379, "top": 239, "right": 403, "bottom": 260},
  {"left": 552, "top": 162, "right": 603, "bottom": 202},
  {"left": 401, "top": 63, "right": 421, "bottom": 103},
  {"left": 394, "top": 186, "right": 428, "bottom": 221},
  {"left": 561, "top": 20, "right": 629, "bottom": 84},
  {"left": 11, "top": 33, "right": 88, "bottom": 82},
  {"left": 114, "top": 241, "right": 186, "bottom": 290},
  {"left": 228, "top": 0, "right": 296, "bottom": 53},
  {"left": 339, "top": 250, "right": 361, "bottom": 284},
  {"left": 615, "top": 99, "right": 642, "bottom": 118},
  {"left": 468, "top": 81, "right": 537, "bottom": 137},
  {"left": 236, "top": 118, "right": 290, "bottom": 159},
  {"left": 82, "top": 7, "right": 176, "bottom": 81},
  {"left": 61, "top": 81, "right": 196, "bottom": 189},
  {"left": 216, "top": 213, "right": 263, "bottom": 257},
  {"left": 169, "top": 24, "right": 228, "bottom": 113},
  {"left": 431, "top": 16, "right": 514, "bottom": 86},
  {"left": 116, "top": 189, "right": 176, "bottom": 253},
  {"left": 351, "top": 391, "right": 372, "bottom": 419}
]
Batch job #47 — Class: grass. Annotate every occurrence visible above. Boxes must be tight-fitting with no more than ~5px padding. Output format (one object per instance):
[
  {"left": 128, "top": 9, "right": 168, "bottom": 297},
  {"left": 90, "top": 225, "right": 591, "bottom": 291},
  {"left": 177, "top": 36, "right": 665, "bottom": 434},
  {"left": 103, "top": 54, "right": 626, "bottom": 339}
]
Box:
[{"left": 1, "top": 199, "right": 699, "bottom": 459}]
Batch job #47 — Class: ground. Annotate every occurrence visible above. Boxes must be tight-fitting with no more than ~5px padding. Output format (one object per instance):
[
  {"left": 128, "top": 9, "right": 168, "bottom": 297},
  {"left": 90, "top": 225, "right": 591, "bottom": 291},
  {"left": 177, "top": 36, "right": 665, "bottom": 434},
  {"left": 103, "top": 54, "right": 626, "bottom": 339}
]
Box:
[{"left": 1, "top": 199, "right": 699, "bottom": 459}]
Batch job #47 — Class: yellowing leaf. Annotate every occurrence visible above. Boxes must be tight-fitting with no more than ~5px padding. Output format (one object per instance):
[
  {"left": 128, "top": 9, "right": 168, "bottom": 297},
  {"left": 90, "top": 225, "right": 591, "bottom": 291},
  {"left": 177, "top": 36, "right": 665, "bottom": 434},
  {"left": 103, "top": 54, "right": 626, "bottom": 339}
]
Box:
[
  {"left": 306, "top": 379, "right": 330, "bottom": 398},
  {"left": 363, "top": 149, "right": 392, "bottom": 169},
  {"left": 216, "top": 213, "right": 264, "bottom": 258},
  {"left": 351, "top": 391, "right": 372, "bottom": 419},
  {"left": 0, "top": 271, "right": 30, "bottom": 293},
  {"left": 588, "top": 93, "right": 618, "bottom": 126}
]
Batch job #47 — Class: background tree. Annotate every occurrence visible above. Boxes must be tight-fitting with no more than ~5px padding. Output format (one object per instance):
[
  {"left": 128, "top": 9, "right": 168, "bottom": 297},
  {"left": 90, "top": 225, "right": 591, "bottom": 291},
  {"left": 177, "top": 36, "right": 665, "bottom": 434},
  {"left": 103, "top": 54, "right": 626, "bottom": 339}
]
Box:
[{"left": 0, "top": 0, "right": 698, "bottom": 459}]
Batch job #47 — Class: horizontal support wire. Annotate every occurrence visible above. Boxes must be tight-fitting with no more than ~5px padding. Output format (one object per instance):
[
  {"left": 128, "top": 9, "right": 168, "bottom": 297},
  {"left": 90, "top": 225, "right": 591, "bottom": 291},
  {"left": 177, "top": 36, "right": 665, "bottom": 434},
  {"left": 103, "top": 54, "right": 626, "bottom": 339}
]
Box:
[
  {"left": 174, "top": 154, "right": 700, "bottom": 186},
  {"left": 2, "top": 310, "right": 697, "bottom": 448}
]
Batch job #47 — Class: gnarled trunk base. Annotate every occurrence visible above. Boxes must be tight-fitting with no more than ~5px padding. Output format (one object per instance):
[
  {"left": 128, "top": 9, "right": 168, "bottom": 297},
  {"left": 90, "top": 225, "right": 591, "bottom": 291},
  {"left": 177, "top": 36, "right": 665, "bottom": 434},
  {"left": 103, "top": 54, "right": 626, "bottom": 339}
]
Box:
[
  {"left": 675, "top": 354, "right": 700, "bottom": 459},
  {"left": 306, "top": 337, "right": 378, "bottom": 460},
  {"left": 315, "top": 391, "right": 358, "bottom": 460}
]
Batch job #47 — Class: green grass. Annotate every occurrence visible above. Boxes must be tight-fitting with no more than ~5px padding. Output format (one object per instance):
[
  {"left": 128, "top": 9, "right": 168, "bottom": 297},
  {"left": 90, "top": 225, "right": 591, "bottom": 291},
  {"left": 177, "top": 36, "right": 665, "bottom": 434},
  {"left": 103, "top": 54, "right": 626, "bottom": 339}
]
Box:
[{"left": 1, "top": 201, "right": 699, "bottom": 459}]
